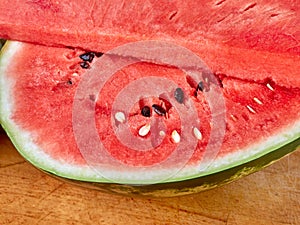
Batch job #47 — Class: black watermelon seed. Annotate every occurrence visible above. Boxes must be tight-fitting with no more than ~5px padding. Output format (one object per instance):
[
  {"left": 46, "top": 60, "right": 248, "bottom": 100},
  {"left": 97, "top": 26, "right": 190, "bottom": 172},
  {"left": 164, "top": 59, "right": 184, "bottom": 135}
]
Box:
[
  {"left": 95, "top": 52, "right": 104, "bottom": 57},
  {"left": 196, "top": 81, "right": 204, "bottom": 92},
  {"left": 216, "top": 75, "right": 224, "bottom": 88},
  {"left": 80, "top": 61, "right": 90, "bottom": 69},
  {"left": 89, "top": 94, "right": 96, "bottom": 101},
  {"left": 152, "top": 104, "right": 166, "bottom": 116},
  {"left": 174, "top": 87, "right": 184, "bottom": 104},
  {"left": 67, "top": 79, "right": 73, "bottom": 85},
  {"left": 79, "top": 52, "right": 95, "bottom": 63},
  {"left": 141, "top": 106, "right": 151, "bottom": 117}
]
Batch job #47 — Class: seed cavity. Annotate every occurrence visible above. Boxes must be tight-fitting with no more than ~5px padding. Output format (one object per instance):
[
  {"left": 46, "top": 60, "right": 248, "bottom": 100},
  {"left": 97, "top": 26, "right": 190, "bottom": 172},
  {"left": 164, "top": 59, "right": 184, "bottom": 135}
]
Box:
[
  {"left": 266, "top": 83, "right": 274, "bottom": 91},
  {"left": 242, "top": 3, "right": 257, "bottom": 12},
  {"left": 152, "top": 104, "right": 166, "bottom": 116},
  {"left": 253, "top": 97, "right": 263, "bottom": 105},
  {"left": 168, "top": 11, "right": 178, "bottom": 20},
  {"left": 114, "top": 112, "right": 126, "bottom": 123},
  {"left": 171, "top": 130, "right": 180, "bottom": 143},
  {"left": 216, "top": 0, "right": 226, "bottom": 6},
  {"left": 193, "top": 127, "right": 202, "bottom": 140},
  {"left": 174, "top": 87, "right": 184, "bottom": 104},
  {"left": 246, "top": 105, "right": 256, "bottom": 114},
  {"left": 141, "top": 106, "right": 151, "bottom": 117},
  {"left": 186, "top": 75, "right": 198, "bottom": 89},
  {"left": 138, "top": 124, "right": 151, "bottom": 137}
]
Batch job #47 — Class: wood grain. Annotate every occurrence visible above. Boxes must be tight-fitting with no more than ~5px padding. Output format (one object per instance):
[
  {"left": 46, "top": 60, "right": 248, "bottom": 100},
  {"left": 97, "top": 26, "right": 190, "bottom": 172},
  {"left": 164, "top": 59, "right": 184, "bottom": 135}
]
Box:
[{"left": 0, "top": 131, "right": 299, "bottom": 225}]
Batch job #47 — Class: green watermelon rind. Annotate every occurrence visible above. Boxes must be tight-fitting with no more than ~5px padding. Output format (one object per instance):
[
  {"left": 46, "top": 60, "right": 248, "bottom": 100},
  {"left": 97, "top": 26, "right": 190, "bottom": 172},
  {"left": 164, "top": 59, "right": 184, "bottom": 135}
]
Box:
[
  {"left": 0, "top": 40, "right": 5, "bottom": 49},
  {"left": 60, "top": 137, "right": 299, "bottom": 197},
  {"left": 0, "top": 41, "right": 299, "bottom": 191}
]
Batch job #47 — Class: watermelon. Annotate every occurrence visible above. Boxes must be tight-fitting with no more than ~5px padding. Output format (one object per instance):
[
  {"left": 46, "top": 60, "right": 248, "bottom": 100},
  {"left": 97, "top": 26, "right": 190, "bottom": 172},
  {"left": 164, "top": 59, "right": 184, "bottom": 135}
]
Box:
[
  {"left": 0, "top": 1, "right": 300, "bottom": 196},
  {"left": 0, "top": 39, "right": 299, "bottom": 196}
]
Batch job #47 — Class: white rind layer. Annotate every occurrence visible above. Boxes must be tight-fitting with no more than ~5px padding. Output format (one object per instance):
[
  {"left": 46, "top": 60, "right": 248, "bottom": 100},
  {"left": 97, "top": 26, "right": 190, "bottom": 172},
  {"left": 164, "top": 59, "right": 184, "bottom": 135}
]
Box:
[{"left": 0, "top": 41, "right": 299, "bottom": 184}]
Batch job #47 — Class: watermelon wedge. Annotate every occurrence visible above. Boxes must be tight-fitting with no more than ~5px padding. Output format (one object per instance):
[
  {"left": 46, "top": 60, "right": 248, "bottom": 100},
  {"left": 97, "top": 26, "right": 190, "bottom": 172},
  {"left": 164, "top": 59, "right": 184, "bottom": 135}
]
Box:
[
  {"left": 0, "top": 1, "right": 299, "bottom": 196},
  {"left": 0, "top": 40, "right": 299, "bottom": 196}
]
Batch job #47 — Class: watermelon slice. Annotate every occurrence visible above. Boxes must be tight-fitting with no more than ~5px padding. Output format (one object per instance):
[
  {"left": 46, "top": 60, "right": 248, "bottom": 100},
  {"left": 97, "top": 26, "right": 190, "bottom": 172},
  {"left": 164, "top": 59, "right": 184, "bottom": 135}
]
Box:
[{"left": 0, "top": 40, "right": 299, "bottom": 196}]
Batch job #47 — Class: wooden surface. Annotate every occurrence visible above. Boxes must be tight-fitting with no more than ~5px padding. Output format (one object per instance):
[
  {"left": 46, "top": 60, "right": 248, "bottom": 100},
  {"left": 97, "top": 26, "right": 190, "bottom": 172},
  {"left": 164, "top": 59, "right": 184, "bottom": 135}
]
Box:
[{"left": 0, "top": 131, "right": 300, "bottom": 225}]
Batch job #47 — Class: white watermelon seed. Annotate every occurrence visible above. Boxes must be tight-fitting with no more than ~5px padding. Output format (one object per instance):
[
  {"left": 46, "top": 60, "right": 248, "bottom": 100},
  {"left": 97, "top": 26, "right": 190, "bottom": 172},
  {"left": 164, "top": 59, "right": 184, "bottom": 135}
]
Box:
[
  {"left": 114, "top": 112, "right": 126, "bottom": 123},
  {"left": 193, "top": 127, "right": 202, "bottom": 140},
  {"left": 266, "top": 83, "right": 274, "bottom": 91},
  {"left": 159, "top": 130, "right": 166, "bottom": 137},
  {"left": 246, "top": 105, "right": 256, "bottom": 114},
  {"left": 138, "top": 124, "right": 151, "bottom": 137},
  {"left": 230, "top": 114, "right": 238, "bottom": 121},
  {"left": 171, "top": 130, "right": 181, "bottom": 143},
  {"left": 253, "top": 97, "right": 263, "bottom": 105}
]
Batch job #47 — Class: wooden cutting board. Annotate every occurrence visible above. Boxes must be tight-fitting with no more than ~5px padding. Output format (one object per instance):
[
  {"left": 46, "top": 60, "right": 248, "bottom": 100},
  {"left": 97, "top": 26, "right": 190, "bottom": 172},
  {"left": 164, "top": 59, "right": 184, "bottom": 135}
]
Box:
[{"left": 0, "top": 130, "right": 299, "bottom": 225}]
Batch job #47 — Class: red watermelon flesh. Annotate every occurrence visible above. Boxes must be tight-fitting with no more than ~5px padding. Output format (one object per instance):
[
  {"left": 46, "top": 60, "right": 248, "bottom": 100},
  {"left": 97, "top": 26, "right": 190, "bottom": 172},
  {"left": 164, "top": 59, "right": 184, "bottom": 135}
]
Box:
[
  {"left": 0, "top": 41, "right": 299, "bottom": 183},
  {"left": 0, "top": 0, "right": 299, "bottom": 88}
]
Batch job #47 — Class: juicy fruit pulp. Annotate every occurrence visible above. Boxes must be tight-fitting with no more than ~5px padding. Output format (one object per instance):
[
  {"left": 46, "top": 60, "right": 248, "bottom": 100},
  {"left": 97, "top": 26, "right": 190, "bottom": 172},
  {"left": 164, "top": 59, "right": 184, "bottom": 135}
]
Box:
[
  {"left": 0, "top": 41, "right": 299, "bottom": 188},
  {"left": 0, "top": 1, "right": 299, "bottom": 89},
  {"left": 1, "top": 0, "right": 299, "bottom": 54}
]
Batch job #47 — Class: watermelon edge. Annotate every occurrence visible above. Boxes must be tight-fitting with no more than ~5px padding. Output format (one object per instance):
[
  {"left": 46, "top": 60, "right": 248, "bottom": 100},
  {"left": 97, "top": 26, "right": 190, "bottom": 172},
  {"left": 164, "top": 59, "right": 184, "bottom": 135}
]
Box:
[{"left": 46, "top": 137, "right": 300, "bottom": 197}]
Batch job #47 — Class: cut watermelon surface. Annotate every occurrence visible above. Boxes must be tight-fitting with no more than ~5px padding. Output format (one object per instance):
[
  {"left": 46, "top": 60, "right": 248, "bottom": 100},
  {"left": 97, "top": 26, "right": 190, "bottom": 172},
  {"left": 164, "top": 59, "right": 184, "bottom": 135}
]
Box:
[
  {"left": 0, "top": 41, "right": 299, "bottom": 195},
  {"left": 0, "top": 1, "right": 300, "bottom": 89},
  {"left": 1, "top": 1, "right": 299, "bottom": 54}
]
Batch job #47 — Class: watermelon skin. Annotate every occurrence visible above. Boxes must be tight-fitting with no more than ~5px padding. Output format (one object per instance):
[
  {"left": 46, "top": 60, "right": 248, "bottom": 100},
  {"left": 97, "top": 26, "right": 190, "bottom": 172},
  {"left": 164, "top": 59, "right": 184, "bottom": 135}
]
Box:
[
  {"left": 59, "top": 138, "right": 300, "bottom": 197},
  {"left": 0, "top": 0, "right": 299, "bottom": 88}
]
